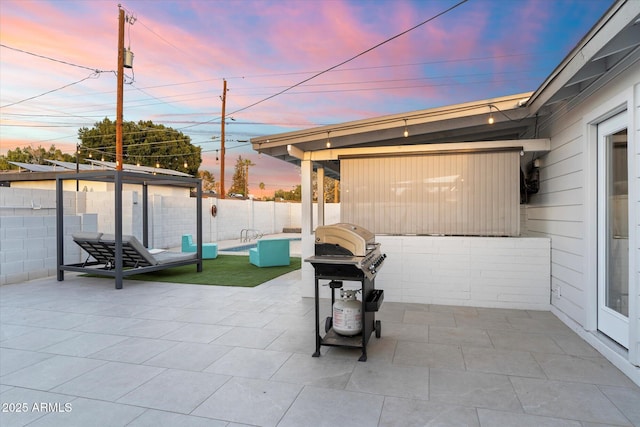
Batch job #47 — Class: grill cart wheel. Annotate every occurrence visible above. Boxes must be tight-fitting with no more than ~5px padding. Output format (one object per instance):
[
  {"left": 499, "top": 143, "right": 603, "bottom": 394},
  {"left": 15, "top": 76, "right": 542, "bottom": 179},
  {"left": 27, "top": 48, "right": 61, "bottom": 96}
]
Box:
[
  {"left": 325, "top": 316, "right": 333, "bottom": 333},
  {"left": 375, "top": 320, "right": 381, "bottom": 338}
]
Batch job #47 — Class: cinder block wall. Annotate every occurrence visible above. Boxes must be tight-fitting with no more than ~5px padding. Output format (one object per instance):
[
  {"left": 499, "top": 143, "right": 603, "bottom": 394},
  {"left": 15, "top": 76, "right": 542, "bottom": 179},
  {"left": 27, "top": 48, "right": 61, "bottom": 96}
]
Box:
[
  {"left": 374, "top": 235, "right": 551, "bottom": 310},
  {"left": 0, "top": 188, "right": 83, "bottom": 284},
  {"left": 0, "top": 186, "right": 339, "bottom": 285}
]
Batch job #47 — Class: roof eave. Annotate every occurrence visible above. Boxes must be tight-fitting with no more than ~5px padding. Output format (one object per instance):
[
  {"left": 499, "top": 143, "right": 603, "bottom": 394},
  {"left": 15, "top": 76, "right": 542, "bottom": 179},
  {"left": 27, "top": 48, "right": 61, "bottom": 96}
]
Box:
[{"left": 528, "top": 0, "right": 639, "bottom": 112}]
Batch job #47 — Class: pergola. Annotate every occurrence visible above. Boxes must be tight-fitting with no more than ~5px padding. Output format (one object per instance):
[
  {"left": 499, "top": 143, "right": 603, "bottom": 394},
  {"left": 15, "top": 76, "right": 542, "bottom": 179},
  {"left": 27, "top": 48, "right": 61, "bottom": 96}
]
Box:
[{"left": 55, "top": 170, "right": 203, "bottom": 289}]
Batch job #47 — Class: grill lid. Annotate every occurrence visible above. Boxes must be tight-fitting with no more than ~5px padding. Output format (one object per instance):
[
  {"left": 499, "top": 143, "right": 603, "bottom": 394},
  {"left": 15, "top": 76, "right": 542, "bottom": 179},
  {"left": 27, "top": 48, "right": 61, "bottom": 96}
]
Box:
[{"left": 314, "top": 223, "right": 375, "bottom": 257}]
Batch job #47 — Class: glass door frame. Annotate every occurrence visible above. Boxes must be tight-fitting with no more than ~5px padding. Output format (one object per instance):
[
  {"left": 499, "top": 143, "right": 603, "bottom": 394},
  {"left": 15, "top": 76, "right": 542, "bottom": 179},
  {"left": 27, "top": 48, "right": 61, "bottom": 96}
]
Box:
[{"left": 597, "top": 112, "right": 629, "bottom": 348}]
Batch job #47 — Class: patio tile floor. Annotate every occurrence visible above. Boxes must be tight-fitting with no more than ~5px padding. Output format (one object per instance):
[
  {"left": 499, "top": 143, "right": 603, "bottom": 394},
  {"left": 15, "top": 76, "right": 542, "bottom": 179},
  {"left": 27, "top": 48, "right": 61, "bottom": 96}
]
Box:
[{"left": 1, "top": 270, "right": 639, "bottom": 427}]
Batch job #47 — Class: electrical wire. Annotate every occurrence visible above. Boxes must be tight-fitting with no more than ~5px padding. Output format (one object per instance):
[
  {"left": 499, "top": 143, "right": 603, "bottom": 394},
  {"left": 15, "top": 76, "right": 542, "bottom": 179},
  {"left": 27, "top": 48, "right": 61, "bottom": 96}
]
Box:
[
  {"left": 0, "top": 72, "right": 105, "bottom": 108},
  {"left": 0, "top": 43, "right": 108, "bottom": 73},
  {"left": 175, "top": 0, "right": 469, "bottom": 131},
  {"left": 227, "top": 0, "right": 469, "bottom": 116},
  {"left": 113, "top": 50, "right": 554, "bottom": 92}
]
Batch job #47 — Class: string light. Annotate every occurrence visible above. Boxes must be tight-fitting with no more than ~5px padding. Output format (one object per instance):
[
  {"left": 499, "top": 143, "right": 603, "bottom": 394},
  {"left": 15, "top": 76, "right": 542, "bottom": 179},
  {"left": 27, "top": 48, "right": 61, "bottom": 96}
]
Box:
[
  {"left": 326, "top": 131, "right": 331, "bottom": 148},
  {"left": 403, "top": 119, "right": 409, "bottom": 137},
  {"left": 488, "top": 105, "right": 494, "bottom": 124}
]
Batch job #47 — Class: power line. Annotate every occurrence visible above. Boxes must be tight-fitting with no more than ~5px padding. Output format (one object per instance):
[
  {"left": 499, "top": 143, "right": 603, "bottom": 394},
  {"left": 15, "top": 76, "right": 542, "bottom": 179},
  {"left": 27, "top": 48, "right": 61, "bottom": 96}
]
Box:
[
  {"left": 0, "top": 72, "right": 106, "bottom": 108},
  {"left": 227, "top": 0, "right": 469, "bottom": 116},
  {"left": 176, "top": 0, "right": 469, "bottom": 131},
  {"left": 112, "top": 50, "right": 554, "bottom": 92},
  {"left": 0, "top": 43, "right": 108, "bottom": 73}
]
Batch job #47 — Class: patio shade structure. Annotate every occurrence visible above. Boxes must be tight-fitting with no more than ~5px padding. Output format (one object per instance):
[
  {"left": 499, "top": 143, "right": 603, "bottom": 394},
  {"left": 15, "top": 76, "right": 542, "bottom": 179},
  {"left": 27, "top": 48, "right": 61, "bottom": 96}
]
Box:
[{"left": 55, "top": 170, "right": 203, "bottom": 289}]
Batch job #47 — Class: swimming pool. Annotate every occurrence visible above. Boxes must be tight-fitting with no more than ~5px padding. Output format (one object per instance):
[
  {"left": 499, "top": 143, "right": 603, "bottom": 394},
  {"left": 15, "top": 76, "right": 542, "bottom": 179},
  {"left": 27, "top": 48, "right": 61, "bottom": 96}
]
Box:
[
  {"left": 221, "top": 237, "right": 301, "bottom": 253},
  {"left": 222, "top": 243, "right": 257, "bottom": 252}
]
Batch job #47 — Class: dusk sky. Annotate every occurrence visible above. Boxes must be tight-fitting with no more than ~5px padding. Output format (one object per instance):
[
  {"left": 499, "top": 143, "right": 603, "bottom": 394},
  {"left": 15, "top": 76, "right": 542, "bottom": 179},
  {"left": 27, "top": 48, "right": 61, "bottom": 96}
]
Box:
[{"left": 0, "top": 0, "right": 613, "bottom": 196}]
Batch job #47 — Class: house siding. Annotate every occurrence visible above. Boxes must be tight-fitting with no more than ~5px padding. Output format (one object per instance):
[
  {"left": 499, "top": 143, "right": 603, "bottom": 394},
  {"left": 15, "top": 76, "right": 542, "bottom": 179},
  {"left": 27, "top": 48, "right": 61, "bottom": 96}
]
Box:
[{"left": 525, "top": 61, "right": 639, "bottom": 368}]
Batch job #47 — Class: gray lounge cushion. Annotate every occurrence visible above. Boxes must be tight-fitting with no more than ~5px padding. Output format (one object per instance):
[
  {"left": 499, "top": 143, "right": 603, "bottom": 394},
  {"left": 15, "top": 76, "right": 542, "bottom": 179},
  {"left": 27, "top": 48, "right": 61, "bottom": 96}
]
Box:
[{"left": 100, "top": 234, "right": 196, "bottom": 266}]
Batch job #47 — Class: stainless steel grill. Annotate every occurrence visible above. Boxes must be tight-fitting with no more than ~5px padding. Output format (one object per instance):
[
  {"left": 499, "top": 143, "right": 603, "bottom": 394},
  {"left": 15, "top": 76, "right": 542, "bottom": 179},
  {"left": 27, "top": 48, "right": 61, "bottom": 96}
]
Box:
[
  {"left": 306, "top": 223, "right": 386, "bottom": 281},
  {"left": 305, "top": 223, "right": 386, "bottom": 361}
]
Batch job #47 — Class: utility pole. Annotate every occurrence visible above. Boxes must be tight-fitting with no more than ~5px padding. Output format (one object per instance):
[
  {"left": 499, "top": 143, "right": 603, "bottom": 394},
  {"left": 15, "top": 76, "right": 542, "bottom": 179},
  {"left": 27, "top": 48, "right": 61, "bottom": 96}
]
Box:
[
  {"left": 219, "top": 79, "right": 227, "bottom": 198},
  {"left": 116, "top": 5, "right": 125, "bottom": 171}
]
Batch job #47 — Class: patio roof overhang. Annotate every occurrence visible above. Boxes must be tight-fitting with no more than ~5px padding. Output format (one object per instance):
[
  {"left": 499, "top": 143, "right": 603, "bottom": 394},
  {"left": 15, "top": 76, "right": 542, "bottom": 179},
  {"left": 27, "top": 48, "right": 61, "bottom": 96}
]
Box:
[
  {"left": 528, "top": 0, "right": 640, "bottom": 112},
  {"left": 251, "top": 92, "right": 537, "bottom": 178}
]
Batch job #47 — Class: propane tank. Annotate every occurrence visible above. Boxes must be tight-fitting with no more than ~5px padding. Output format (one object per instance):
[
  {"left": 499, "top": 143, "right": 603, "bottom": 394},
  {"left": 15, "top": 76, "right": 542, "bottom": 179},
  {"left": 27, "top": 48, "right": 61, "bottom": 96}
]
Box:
[{"left": 333, "top": 289, "right": 362, "bottom": 336}]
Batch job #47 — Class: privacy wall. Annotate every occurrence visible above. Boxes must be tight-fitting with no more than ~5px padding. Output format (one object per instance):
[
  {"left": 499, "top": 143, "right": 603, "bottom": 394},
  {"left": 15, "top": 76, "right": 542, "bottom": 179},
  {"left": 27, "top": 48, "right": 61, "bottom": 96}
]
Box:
[{"left": 0, "top": 186, "right": 336, "bottom": 285}]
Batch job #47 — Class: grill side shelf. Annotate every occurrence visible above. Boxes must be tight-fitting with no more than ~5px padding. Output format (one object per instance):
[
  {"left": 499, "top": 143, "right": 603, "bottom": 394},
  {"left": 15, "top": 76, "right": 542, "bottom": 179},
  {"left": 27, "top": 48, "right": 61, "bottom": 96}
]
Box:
[{"left": 365, "top": 289, "right": 384, "bottom": 312}]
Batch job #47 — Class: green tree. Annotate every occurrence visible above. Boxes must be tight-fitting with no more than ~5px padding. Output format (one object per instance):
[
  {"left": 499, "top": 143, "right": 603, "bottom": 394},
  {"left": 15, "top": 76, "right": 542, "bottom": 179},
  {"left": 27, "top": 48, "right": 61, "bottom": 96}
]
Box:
[
  {"left": 227, "top": 155, "right": 255, "bottom": 197},
  {"left": 272, "top": 173, "right": 337, "bottom": 202},
  {"left": 198, "top": 170, "right": 217, "bottom": 193},
  {"left": 274, "top": 185, "right": 301, "bottom": 201},
  {"left": 77, "top": 118, "right": 201, "bottom": 174},
  {"left": 318, "top": 174, "right": 340, "bottom": 203},
  {"left": 0, "top": 145, "right": 74, "bottom": 170}
]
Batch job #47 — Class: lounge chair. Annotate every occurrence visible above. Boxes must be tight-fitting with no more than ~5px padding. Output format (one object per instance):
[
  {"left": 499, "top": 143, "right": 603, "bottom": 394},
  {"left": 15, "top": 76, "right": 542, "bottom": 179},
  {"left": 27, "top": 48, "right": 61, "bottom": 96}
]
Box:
[
  {"left": 249, "top": 238, "right": 290, "bottom": 267},
  {"left": 62, "top": 232, "right": 200, "bottom": 288},
  {"left": 182, "top": 234, "right": 218, "bottom": 259}
]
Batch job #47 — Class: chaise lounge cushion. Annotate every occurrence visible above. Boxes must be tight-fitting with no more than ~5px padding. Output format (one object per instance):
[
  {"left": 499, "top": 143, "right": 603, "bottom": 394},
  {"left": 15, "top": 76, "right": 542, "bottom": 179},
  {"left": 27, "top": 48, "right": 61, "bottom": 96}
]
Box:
[{"left": 74, "top": 233, "right": 197, "bottom": 268}]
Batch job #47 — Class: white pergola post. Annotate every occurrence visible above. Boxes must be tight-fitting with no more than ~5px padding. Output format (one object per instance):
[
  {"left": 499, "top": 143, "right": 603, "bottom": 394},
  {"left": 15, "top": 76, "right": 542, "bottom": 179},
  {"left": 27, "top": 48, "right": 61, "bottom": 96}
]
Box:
[{"left": 300, "top": 157, "right": 315, "bottom": 298}]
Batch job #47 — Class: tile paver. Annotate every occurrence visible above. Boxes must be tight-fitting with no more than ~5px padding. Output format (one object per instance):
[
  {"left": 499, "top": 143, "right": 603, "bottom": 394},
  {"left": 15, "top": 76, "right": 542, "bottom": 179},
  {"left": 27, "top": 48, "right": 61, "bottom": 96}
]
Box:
[{"left": 1, "top": 269, "right": 638, "bottom": 427}]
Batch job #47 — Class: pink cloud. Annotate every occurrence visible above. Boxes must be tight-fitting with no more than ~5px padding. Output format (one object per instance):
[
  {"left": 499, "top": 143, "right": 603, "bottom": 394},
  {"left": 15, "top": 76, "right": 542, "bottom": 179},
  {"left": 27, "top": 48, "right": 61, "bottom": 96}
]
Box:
[{"left": 1, "top": 0, "right": 611, "bottom": 192}]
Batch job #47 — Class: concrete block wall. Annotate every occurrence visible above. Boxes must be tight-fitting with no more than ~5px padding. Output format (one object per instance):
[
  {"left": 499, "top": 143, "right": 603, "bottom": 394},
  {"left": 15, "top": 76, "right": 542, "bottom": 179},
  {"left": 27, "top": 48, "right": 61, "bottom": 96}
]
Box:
[
  {"left": 84, "top": 190, "right": 139, "bottom": 237},
  {"left": 1, "top": 186, "right": 330, "bottom": 285},
  {"left": 0, "top": 213, "right": 83, "bottom": 285},
  {"left": 373, "top": 235, "right": 551, "bottom": 310},
  {"left": 150, "top": 193, "right": 197, "bottom": 249}
]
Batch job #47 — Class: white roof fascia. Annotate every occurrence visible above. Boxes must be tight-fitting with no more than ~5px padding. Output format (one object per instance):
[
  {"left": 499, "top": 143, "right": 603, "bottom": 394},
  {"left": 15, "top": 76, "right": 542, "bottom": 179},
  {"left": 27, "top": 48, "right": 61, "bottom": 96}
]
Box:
[
  {"left": 253, "top": 92, "right": 533, "bottom": 149},
  {"left": 303, "top": 138, "right": 550, "bottom": 162},
  {"left": 528, "top": 0, "right": 638, "bottom": 112}
]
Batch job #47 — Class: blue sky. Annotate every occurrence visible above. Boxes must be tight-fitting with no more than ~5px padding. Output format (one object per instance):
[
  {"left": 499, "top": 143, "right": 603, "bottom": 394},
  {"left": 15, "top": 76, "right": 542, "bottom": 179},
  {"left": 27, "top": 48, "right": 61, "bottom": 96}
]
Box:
[{"left": 0, "top": 0, "right": 613, "bottom": 194}]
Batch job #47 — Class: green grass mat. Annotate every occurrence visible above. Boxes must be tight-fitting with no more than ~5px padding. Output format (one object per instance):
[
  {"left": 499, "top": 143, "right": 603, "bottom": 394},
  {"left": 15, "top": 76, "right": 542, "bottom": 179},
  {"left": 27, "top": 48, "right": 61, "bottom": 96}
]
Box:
[{"left": 89, "top": 255, "right": 301, "bottom": 287}]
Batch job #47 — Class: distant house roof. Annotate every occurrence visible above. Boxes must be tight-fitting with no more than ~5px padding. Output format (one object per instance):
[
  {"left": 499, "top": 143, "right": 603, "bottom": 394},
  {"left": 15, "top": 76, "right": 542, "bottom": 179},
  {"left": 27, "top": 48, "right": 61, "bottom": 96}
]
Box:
[
  {"left": 8, "top": 160, "right": 100, "bottom": 172},
  {"left": 46, "top": 160, "right": 96, "bottom": 171},
  {"left": 8, "top": 162, "right": 59, "bottom": 172},
  {"left": 2, "top": 159, "right": 193, "bottom": 183},
  {"left": 87, "top": 160, "right": 193, "bottom": 177}
]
